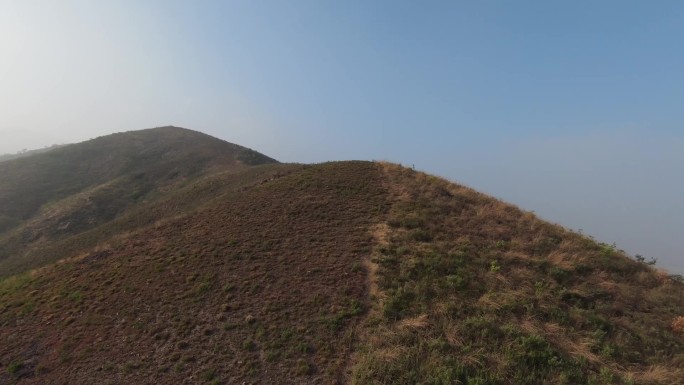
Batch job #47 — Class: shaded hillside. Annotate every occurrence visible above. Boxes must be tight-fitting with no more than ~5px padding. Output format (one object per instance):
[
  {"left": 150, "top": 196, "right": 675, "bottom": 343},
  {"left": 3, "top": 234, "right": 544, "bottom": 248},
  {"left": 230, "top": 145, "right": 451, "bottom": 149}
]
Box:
[
  {"left": 0, "top": 155, "right": 682, "bottom": 384},
  {"left": 0, "top": 145, "right": 66, "bottom": 163},
  {"left": 0, "top": 126, "right": 276, "bottom": 276},
  {"left": 0, "top": 161, "right": 389, "bottom": 385}
]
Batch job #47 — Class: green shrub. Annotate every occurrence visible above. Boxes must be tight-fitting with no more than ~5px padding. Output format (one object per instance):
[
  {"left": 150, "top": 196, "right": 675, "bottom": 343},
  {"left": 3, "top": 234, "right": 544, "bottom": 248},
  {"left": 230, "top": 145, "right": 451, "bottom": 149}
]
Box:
[
  {"left": 7, "top": 361, "right": 23, "bottom": 375},
  {"left": 383, "top": 287, "right": 415, "bottom": 320}
]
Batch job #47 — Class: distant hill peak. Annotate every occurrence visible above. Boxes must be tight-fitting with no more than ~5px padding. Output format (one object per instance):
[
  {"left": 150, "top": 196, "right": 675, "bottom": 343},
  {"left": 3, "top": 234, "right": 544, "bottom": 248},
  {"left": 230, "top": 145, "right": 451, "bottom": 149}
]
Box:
[{"left": 0, "top": 127, "right": 277, "bottom": 275}]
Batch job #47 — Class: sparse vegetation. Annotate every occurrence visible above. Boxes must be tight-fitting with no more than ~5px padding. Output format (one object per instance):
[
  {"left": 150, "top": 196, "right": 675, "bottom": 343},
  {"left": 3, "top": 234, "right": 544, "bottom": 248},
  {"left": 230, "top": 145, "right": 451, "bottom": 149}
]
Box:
[{"left": 352, "top": 162, "right": 684, "bottom": 385}]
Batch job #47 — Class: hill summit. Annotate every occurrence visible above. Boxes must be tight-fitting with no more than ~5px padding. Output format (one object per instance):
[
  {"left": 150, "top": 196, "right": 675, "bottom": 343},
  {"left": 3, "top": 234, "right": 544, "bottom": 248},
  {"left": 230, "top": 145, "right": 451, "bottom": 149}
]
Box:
[
  {"left": 0, "top": 126, "right": 276, "bottom": 276},
  {"left": 0, "top": 128, "right": 682, "bottom": 385}
]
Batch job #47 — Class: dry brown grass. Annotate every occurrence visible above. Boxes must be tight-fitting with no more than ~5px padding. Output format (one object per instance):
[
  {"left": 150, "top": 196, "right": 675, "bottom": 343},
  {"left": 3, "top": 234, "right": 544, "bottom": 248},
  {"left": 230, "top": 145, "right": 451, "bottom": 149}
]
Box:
[
  {"left": 624, "top": 365, "right": 684, "bottom": 385},
  {"left": 672, "top": 316, "right": 684, "bottom": 334},
  {"left": 546, "top": 250, "right": 580, "bottom": 270},
  {"left": 567, "top": 338, "right": 602, "bottom": 364},
  {"left": 354, "top": 162, "right": 684, "bottom": 385},
  {"left": 397, "top": 314, "right": 429, "bottom": 330}
]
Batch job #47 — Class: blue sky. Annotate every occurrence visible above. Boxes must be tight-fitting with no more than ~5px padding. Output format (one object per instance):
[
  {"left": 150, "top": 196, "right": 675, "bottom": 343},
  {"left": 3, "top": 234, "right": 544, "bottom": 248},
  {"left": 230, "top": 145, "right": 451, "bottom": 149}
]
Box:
[{"left": 0, "top": 1, "right": 682, "bottom": 273}]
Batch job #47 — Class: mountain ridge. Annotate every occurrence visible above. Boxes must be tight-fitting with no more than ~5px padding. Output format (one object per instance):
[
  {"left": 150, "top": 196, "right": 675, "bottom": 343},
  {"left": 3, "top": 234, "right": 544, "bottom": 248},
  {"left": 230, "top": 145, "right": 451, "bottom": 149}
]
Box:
[
  {"left": 0, "top": 126, "right": 276, "bottom": 277},
  {"left": 0, "top": 128, "right": 682, "bottom": 385}
]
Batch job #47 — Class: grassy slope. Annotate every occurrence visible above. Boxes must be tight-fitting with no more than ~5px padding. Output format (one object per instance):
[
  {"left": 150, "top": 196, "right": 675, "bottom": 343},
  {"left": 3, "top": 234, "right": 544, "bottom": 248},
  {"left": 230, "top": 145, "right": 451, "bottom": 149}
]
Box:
[
  {"left": 0, "top": 164, "right": 294, "bottom": 279},
  {"left": 0, "top": 126, "right": 276, "bottom": 277},
  {"left": 0, "top": 161, "right": 389, "bottom": 385},
  {"left": 0, "top": 145, "right": 67, "bottom": 163},
  {"left": 353, "top": 163, "right": 684, "bottom": 385},
  {"left": 0, "top": 159, "right": 682, "bottom": 385}
]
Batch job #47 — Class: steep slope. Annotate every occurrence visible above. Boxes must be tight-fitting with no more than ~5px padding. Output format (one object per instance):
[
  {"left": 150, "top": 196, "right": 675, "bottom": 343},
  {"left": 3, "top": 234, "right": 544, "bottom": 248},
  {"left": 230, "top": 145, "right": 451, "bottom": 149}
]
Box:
[
  {"left": 353, "top": 163, "right": 684, "bottom": 385},
  {"left": 0, "top": 126, "right": 276, "bottom": 277},
  {"left": 0, "top": 158, "right": 682, "bottom": 385}
]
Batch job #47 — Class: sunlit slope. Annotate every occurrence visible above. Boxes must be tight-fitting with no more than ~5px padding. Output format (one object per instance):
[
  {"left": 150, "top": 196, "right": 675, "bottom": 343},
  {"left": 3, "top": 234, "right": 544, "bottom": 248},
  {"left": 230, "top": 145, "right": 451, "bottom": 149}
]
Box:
[{"left": 353, "top": 163, "right": 684, "bottom": 385}]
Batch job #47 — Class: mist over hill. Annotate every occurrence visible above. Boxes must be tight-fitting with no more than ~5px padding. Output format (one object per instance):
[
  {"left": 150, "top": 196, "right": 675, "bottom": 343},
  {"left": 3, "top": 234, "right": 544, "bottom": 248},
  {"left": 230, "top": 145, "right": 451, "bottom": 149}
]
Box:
[
  {"left": 0, "top": 126, "right": 276, "bottom": 277},
  {"left": 0, "top": 128, "right": 681, "bottom": 385}
]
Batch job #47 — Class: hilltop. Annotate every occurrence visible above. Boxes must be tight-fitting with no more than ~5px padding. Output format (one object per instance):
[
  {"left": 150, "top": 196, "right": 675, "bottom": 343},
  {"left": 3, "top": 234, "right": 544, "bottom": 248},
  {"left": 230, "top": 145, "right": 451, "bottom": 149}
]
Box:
[
  {"left": 0, "top": 126, "right": 276, "bottom": 277},
  {"left": 0, "top": 129, "right": 682, "bottom": 384}
]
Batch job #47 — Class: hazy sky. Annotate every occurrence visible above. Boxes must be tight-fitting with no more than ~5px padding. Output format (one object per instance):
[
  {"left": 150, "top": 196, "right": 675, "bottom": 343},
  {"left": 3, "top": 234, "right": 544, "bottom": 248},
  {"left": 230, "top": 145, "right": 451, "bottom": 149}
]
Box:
[{"left": 1, "top": 1, "right": 682, "bottom": 273}]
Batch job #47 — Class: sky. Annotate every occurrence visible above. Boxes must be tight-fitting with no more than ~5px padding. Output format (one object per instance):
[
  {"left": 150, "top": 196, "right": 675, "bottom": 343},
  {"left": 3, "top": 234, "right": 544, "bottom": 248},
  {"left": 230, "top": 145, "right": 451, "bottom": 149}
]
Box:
[{"left": 0, "top": 1, "right": 682, "bottom": 273}]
